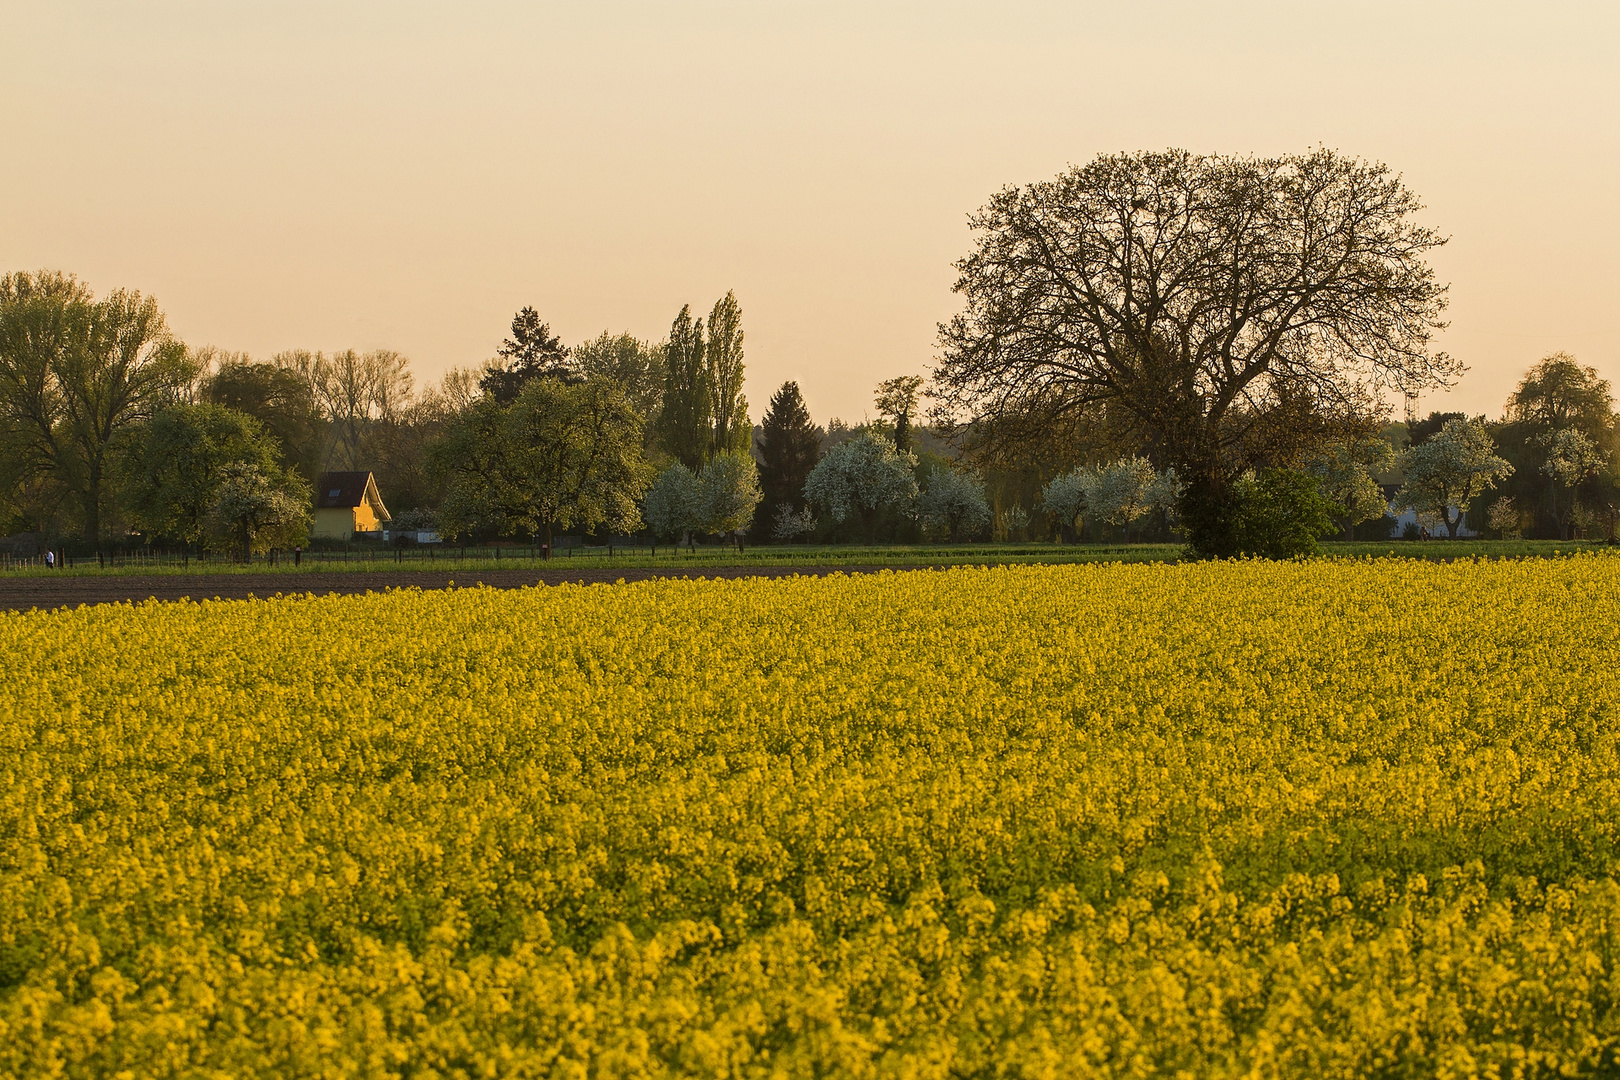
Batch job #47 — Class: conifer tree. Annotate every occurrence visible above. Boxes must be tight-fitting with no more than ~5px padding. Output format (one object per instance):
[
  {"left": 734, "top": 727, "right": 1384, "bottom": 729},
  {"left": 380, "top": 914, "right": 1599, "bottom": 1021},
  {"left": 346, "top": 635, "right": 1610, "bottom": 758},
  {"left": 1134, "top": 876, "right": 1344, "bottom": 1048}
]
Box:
[
  {"left": 754, "top": 380, "right": 822, "bottom": 540},
  {"left": 479, "top": 307, "right": 573, "bottom": 404}
]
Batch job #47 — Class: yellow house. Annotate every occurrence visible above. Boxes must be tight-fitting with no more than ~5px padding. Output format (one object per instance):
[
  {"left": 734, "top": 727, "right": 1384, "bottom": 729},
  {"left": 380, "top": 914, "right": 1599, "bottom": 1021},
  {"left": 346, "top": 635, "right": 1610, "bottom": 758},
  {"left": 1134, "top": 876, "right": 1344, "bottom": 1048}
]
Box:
[{"left": 312, "top": 472, "right": 391, "bottom": 540}]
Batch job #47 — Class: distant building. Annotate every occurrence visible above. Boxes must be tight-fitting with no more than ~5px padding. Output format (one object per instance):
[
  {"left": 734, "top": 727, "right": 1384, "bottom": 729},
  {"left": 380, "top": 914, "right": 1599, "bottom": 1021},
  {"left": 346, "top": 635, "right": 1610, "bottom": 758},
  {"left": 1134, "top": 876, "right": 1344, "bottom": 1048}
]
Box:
[
  {"left": 1374, "top": 474, "right": 1478, "bottom": 538},
  {"left": 312, "top": 471, "right": 391, "bottom": 540}
]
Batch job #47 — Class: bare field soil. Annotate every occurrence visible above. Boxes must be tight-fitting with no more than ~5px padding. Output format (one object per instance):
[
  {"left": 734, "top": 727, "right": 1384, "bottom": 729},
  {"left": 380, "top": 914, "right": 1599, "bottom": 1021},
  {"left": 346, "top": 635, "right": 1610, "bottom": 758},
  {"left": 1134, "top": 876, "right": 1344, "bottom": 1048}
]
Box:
[{"left": 0, "top": 565, "right": 919, "bottom": 613}]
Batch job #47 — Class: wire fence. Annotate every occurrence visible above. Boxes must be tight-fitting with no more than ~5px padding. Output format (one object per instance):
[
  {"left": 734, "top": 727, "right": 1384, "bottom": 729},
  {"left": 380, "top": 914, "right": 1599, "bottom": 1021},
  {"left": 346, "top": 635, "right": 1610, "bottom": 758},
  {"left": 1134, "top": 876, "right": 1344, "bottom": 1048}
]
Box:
[{"left": 0, "top": 539, "right": 782, "bottom": 573}]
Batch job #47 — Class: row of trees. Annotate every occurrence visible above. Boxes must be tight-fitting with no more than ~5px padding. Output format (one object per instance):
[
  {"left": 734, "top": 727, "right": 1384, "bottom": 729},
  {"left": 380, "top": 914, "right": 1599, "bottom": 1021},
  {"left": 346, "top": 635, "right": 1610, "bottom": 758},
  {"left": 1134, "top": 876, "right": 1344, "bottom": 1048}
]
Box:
[
  {"left": 0, "top": 272, "right": 324, "bottom": 556},
  {"left": 0, "top": 276, "right": 796, "bottom": 555},
  {"left": 10, "top": 148, "right": 1615, "bottom": 557}
]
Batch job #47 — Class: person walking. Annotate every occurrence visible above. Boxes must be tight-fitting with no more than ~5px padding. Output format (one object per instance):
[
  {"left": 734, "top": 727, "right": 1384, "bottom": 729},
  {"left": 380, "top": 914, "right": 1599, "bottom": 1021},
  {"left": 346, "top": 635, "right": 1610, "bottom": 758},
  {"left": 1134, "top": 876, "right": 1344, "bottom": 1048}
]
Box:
[{"left": 44, "top": 549, "right": 55, "bottom": 569}]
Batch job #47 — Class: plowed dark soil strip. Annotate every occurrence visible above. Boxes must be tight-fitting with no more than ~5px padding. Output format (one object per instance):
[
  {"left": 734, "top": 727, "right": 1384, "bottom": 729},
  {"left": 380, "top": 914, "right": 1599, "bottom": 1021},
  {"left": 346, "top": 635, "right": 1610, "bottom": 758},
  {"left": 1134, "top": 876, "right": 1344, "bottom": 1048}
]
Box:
[{"left": 0, "top": 565, "right": 933, "bottom": 613}]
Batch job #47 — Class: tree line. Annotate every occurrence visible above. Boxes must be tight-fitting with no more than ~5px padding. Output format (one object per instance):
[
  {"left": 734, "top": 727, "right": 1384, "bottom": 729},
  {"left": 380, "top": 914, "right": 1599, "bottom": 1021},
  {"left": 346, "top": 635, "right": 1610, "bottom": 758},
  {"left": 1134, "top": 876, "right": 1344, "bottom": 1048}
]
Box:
[
  {"left": 5, "top": 149, "right": 1616, "bottom": 558},
  {"left": 0, "top": 276, "right": 966, "bottom": 555}
]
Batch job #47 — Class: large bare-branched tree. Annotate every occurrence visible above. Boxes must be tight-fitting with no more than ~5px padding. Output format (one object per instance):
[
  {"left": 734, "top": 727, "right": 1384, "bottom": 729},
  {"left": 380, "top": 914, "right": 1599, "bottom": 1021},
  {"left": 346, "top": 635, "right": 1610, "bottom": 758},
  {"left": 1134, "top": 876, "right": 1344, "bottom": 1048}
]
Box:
[{"left": 934, "top": 149, "right": 1458, "bottom": 554}]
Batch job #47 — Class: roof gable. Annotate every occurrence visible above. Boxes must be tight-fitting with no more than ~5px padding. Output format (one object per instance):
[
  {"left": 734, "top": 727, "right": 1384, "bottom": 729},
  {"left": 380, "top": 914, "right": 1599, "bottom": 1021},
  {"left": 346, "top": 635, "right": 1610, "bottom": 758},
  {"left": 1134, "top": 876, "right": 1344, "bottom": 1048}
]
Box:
[{"left": 314, "top": 472, "right": 390, "bottom": 520}]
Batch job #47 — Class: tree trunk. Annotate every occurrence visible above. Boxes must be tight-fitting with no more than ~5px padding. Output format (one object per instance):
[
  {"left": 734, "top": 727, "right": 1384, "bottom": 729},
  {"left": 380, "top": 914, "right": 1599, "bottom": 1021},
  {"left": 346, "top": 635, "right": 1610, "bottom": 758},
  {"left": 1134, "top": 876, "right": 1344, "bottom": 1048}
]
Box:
[
  {"left": 1179, "top": 471, "right": 1239, "bottom": 558},
  {"left": 82, "top": 462, "right": 102, "bottom": 547}
]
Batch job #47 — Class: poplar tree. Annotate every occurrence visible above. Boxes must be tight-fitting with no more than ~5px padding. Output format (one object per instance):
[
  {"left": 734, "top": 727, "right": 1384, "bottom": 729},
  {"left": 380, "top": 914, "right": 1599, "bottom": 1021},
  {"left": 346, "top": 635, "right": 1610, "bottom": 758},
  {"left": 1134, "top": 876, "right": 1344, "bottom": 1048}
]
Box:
[
  {"left": 657, "top": 305, "right": 712, "bottom": 471},
  {"left": 705, "top": 291, "right": 750, "bottom": 457}
]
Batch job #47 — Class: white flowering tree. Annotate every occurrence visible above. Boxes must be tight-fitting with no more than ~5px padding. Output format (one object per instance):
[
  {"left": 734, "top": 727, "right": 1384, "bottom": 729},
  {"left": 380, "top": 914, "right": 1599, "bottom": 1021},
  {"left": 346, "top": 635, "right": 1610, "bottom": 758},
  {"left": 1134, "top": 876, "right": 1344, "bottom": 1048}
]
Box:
[
  {"left": 1395, "top": 419, "right": 1512, "bottom": 538},
  {"left": 771, "top": 503, "right": 816, "bottom": 543},
  {"left": 1041, "top": 470, "right": 1090, "bottom": 540},
  {"left": 918, "top": 468, "right": 991, "bottom": 541},
  {"left": 643, "top": 463, "right": 701, "bottom": 552},
  {"left": 697, "top": 449, "right": 763, "bottom": 548},
  {"left": 1538, "top": 428, "right": 1604, "bottom": 539},
  {"left": 1307, "top": 436, "right": 1397, "bottom": 539},
  {"left": 802, "top": 431, "right": 918, "bottom": 543},
  {"left": 205, "top": 461, "right": 309, "bottom": 561},
  {"left": 1042, "top": 457, "right": 1180, "bottom": 541}
]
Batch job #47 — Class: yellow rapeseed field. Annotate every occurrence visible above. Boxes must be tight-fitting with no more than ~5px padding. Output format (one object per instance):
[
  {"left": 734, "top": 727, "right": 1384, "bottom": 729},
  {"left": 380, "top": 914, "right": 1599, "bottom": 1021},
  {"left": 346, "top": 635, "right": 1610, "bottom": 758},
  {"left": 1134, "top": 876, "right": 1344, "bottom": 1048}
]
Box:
[{"left": 3, "top": 558, "right": 1620, "bottom": 1078}]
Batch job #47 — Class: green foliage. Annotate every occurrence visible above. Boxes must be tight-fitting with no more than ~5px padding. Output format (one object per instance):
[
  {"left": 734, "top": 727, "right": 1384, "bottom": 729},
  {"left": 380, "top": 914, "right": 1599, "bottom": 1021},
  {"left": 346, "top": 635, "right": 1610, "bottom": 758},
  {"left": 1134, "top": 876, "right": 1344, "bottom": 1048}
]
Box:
[
  {"left": 873, "top": 375, "right": 924, "bottom": 454},
  {"left": 201, "top": 360, "right": 324, "bottom": 482},
  {"left": 571, "top": 331, "right": 665, "bottom": 425},
  {"left": 705, "top": 291, "right": 750, "bottom": 458},
  {"left": 0, "top": 270, "right": 194, "bottom": 542},
  {"left": 755, "top": 380, "right": 821, "bottom": 540},
  {"left": 656, "top": 305, "right": 712, "bottom": 471},
  {"left": 697, "top": 449, "right": 762, "bottom": 537},
  {"left": 1492, "top": 354, "right": 1619, "bottom": 538},
  {"left": 1406, "top": 409, "right": 1468, "bottom": 446},
  {"left": 1507, "top": 352, "right": 1614, "bottom": 436},
  {"left": 479, "top": 307, "right": 572, "bottom": 405},
  {"left": 119, "top": 402, "right": 286, "bottom": 546},
  {"left": 433, "top": 375, "right": 651, "bottom": 544},
  {"left": 1229, "top": 467, "right": 1338, "bottom": 558}
]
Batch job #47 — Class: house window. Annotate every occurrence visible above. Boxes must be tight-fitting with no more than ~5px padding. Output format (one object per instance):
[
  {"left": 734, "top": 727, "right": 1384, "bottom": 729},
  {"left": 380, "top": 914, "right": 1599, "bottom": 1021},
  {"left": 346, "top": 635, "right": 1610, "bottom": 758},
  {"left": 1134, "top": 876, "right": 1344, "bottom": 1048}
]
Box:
[{"left": 328, "top": 489, "right": 341, "bottom": 498}]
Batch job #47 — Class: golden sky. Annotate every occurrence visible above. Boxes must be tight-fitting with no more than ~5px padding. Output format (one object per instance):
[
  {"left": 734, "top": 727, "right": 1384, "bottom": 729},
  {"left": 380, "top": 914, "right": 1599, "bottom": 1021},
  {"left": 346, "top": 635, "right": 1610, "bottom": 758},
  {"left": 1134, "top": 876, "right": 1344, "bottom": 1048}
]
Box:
[{"left": 2, "top": 1, "right": 1616, "bottom": 425}]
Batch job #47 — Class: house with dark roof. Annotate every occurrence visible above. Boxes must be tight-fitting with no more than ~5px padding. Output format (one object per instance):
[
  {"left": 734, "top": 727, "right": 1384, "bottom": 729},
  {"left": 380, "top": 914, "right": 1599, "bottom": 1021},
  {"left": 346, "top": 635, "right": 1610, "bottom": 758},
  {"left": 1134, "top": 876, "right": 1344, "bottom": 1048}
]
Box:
[{"left": 312, "top": 472, "right": 391, "bottom": 540}]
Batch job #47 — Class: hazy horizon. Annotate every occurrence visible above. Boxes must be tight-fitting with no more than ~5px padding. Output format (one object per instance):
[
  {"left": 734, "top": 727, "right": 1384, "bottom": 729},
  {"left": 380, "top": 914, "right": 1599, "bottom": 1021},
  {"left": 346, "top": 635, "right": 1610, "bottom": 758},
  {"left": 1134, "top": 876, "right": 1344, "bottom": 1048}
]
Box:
[{"left": 3, "top": 1, "right": 1616, "bottom": 426}]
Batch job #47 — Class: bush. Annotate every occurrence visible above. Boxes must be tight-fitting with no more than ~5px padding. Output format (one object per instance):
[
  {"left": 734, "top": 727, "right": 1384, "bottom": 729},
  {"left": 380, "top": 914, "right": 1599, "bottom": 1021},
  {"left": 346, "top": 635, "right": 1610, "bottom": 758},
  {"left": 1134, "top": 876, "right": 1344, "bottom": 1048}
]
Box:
[{"left": 1230, "top": 468, "right": 1338, "bottom": 559}]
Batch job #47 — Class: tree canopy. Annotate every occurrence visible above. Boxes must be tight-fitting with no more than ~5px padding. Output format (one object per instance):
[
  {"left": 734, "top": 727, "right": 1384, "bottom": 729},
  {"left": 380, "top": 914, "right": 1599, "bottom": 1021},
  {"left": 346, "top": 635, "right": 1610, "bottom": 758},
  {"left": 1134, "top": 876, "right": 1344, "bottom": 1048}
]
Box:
[
  {"left": 119, "top": 403, "right": 286, "bottom": 546},
  {"left": 1395, "top": 418, "right": 1512, "bottom": 538},
  {"left": 573, "top": 332, "right": 665, "bottom": 425},
  {"left": 874, "top": 375, "right": 924, "bottom": 454},
  {"left": 205, "top": 460, "right": 309, "bottom": 560},
  {"left": 480, "top": 308, "right": 573, "bottom": 405},
  {"left": 0, "top": 270, "right": 193, "bottom": 542},
  {"left": 705, "top": 292, "right": 750, "bottom": 458},
  {"left": 642, "top": 463, "right": 701, "bottom": 547},
  {"left": 434, "top": 375, "right": 650, "bottom": 545},
  {"left": 657, "top": 306, "right": 712, "bottom": 471},
  {"left": 934, "top": 149, "right": 1457, "bottom": 556},
  {"left": 755, "top": 380, "right": 821, "bottom": 539},
  {"left": 201, "top": 361, "right": 323, "bottom": 481},
  {"left": 804, "top": 431, "right": 918, "bottom": 542}
]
